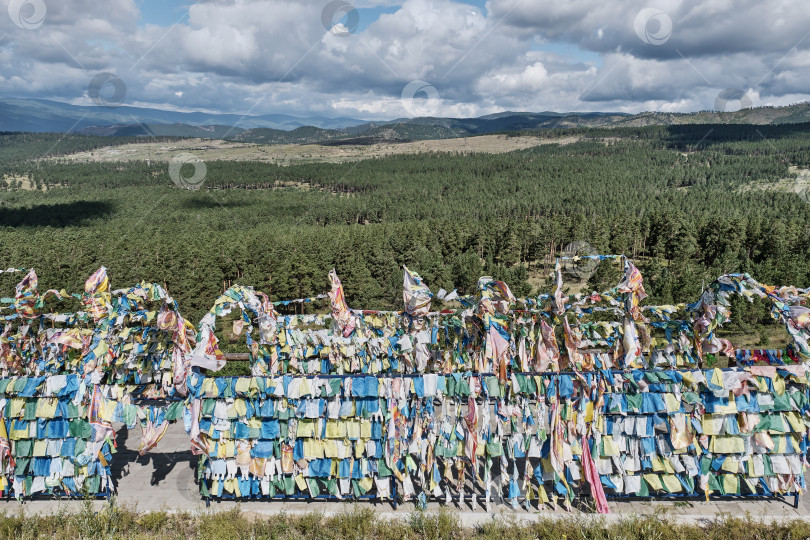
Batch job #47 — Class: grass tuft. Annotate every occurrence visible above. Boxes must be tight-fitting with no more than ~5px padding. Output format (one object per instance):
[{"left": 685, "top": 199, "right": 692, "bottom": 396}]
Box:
[{"left": 0, "top": 503, "right": 808, "bottom": 539}]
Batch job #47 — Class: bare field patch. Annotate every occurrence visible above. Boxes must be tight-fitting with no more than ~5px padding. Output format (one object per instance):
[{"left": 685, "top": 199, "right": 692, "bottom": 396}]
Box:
[
  {"left": 1, "top": 174, "right": 47, "bottom": 191},
  {"left": 738, "top": 165, "right": 810, "bottom": 195},
  {"left": 46, "top": 139, "right": 258, "bottom": 164},
  {"left": 47, "top": 134, "right": 581, "bottom": 166}
]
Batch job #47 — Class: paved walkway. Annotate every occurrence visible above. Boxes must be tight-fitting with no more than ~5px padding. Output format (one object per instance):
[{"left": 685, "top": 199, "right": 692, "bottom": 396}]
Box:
[{"left": 1, "top": 423, "right": 807, "bottom": 525}]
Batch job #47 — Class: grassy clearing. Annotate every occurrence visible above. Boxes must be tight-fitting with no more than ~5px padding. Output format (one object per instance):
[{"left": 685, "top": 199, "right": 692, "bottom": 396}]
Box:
[
  {"left": 2, "top": 500, "right": 810, "bottom": 540},
  {"left": 1, "top": 174, "right": 48, "bottom": 191},
  {"left": 738, "top": 166, "right": 810, "bottom": 195},
  {"left": 45, "top": 134, "right": 581, "bottom": 166}
]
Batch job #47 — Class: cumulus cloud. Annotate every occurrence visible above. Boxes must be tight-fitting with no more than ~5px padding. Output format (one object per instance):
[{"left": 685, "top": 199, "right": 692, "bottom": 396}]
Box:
[{"left": 0, "top": 0, "right": 809, "bottom": 119}]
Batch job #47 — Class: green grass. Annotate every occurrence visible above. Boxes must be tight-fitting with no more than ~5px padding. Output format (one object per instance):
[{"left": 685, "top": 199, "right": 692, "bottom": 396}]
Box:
[{"left": 3, "top": 502, "right": 810, "bottom": 539}]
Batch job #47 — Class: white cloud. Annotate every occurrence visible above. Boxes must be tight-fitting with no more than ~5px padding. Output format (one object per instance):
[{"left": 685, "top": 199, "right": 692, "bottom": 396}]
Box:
[
  {"left": 1, "top": 0, "right": 810, "bottom": 120},
  {"left": 478, "top": 62, "right": 549, "bottom": 94}
]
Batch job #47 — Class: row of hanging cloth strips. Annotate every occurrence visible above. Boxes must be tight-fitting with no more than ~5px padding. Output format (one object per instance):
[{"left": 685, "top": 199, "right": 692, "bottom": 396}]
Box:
[
  {"left": 735, "top": 349, "right": 803, "bottom": 366},
  {"left": 187, "top": 365, "right": 810, "bottom": 504},
  {"left": 240, "top": 315, "right": 796, "bottom": 376},
  {"left": 0, "top": 375, "right": 114, "bottom": 498},
  {"left": 2, "top": 305, "right": 623, "bottom": 379},
  {"left": 189, "top": 369, "right": 584, "bottom": 502},
  {"left": 5, "top": 282, "right": 808, "bottom": 395},
  {"left": 185, "top": 366, "right": 810, "bottom": 402},
  {"left": 0, "top": 291, "right": 746, "bottom": 377},
  {"left": 0, "top": 365, "right": 807, "bottom": 502},
  {"left": 0, "top": 270, "right": 191, "bottom": 385},
  {"left": 3, "top": 304, "right": 709, "bottom": 382},
  {"left": 0, "top": 316, "right": 182, "bottom": 383},
  {"left": 5, "top": 266, "right": 810, "bottom": 390},
  {"left": 246, "top": 311, "right": 723, "bottom": 375},
  {"left": 254, "top": 341, "right": 799, "bottom": 376},
  {"left": 0, "top": 375, "right": 185, "bottom": 498},
  {"left": 2, "top": 305, "right": 797, "bottom": 385},
  {"left": 0, "top": 375, "right": 181, "bottom": 424},
  {"left": 219, "top": 264, "right": 810, "bottom": 374},
  {"left": 596, "top": 369, "right": 809, "bottom": 498}
]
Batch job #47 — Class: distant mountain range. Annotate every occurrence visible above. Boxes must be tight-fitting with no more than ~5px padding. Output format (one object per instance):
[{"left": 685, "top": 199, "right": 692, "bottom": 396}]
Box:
[
  {"left": 0, "top": 97, "right": 367, "bottom": 133},
  {"left": 2, "top": 97, "right": 810, "bottom": 145},
  {"left": 225, "top": 104, "right": 810, "bottom": 145}
]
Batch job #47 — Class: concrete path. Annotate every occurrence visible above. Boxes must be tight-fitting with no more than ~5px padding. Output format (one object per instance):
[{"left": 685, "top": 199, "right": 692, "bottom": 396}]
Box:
[{"left": 1, "top": 422, "right": 807, "bottom": 526}]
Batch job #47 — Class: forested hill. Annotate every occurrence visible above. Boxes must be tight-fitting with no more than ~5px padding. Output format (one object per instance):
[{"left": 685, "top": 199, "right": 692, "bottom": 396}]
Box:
[
  {"left": 229, "top": 102, "right": 810, "bottom": 144},
  {"left": 1, "top": 123, "right": 810, "bottom": 338},
  {"left": 130, "top": 102, "right": 810, "bottom": 143}
]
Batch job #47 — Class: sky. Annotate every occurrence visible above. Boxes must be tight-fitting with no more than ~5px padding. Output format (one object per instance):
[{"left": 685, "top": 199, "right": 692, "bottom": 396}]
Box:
[{"left": 1, "top": 0, "right": 809, "bottom": 120}]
